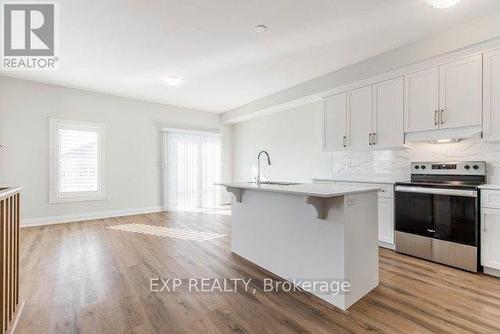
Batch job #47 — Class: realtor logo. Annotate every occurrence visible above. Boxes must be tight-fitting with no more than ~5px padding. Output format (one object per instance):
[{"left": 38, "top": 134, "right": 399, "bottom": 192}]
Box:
[{"left": 2, "top": 2, "right": 59, "bottom": 70}]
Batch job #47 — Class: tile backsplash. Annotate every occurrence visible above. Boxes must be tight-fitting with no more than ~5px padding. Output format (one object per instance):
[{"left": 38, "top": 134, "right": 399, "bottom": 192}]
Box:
[{"left": 331, "top": 139, "right": 500, "bottom": 184}]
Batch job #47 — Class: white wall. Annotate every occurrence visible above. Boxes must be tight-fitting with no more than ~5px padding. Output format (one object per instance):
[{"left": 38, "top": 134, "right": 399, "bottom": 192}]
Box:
[
  {"left": 0, "top": 77, "right": 232, "bottom": 225},
  {"left": 232, "top": 101, "right": 331, "bottom": 182}
]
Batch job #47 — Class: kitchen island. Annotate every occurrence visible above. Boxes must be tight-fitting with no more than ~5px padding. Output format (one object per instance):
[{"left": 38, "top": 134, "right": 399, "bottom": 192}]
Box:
[{"left": 219, "top": 182, "right": 380, "bottom": 311}]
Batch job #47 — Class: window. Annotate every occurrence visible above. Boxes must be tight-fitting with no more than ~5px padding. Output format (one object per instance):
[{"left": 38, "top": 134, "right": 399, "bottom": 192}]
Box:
[
  {"left": 163, "top": 128, "right": 222, "bottom": 211},
  {"left": 49, "top": 119, "right": 105, "bottom": 203}
]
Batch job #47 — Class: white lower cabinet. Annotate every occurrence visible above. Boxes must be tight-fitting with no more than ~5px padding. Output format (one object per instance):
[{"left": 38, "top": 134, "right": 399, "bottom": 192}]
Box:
[
  {"left": 481, "top": 187, "right": 500, "bottom": 277},
  {"left": 481, "top": 208, "right": 500, "bottom": 272},
  {"left": 378, "top": 197, "right": 394, "bottom": 246}
]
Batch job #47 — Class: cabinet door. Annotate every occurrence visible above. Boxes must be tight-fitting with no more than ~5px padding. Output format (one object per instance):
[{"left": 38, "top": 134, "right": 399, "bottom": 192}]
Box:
[
  {"left": 378, "top": 197, "right": 394, "bottom": 245},
  {"left": 484, "top": 49, "right": 500, "bottom": 142},
  {"left": 348, "top": 85, "right": 373, "bottom": 150},
  {"left": 481, "top": 209, "right": 500, "bottom": 270},
  {"left": 373, "top": 77, "right": 404, "bottom": 148},
  {"left": 438, "top": 54, "right": 482, "bottom": 129},
  {"left": 404, "top": 67, "right": 439, "bottom": 132},
  {"left": 323, "top": 93, "right": 347, "bottom": 151}
]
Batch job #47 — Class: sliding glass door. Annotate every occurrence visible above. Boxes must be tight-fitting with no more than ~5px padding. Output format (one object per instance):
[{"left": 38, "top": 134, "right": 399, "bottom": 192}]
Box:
[{"left": 163, "top": 129, "right": 222, "bottom": 211}]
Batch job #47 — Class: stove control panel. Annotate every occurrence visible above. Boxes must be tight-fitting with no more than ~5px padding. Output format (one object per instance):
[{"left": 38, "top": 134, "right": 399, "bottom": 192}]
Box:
[{"left": 411, "top": 161, "right": 486, "bottom": 176}]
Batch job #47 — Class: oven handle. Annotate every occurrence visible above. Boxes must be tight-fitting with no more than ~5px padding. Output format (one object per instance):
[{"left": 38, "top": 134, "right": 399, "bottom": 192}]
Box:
[{"left": 395, "top": 185, "right": 477, "bottom": 197}]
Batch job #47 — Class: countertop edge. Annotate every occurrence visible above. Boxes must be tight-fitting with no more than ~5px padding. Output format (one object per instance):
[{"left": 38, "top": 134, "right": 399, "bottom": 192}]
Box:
[
  {"left": 312, "top": 177, "right": 409, "bottom": 184},
  {"left": 218, "top": 183, "right": 381, "bottom": 198}
]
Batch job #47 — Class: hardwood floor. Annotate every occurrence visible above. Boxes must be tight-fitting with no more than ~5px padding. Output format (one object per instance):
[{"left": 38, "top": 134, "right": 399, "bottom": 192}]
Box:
[{"left": 16, "top": 211, "right": 500, "bottom": 333}]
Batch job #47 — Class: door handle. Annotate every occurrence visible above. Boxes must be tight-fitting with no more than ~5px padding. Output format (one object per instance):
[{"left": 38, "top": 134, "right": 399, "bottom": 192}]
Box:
[
  {"left": 434, "top": 110, "right": 438, "bottom": 125},
  {"left": 372, "top": 133, "right": 377, "bottom": 145},
  {"left": 343, "top": 136, "right": 347, "bottom": 148},
  {"left": 368, "top": 133, "right": 372, "bottom": 146},
  {"left": 440, "top": 109, "right": 445, "bottom": 125},
  {"left": 427, "top": 229, "right": 436, "bottom": 233}
]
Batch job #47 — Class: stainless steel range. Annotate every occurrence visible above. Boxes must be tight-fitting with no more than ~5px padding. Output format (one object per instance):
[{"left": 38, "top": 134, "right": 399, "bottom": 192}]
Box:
[{"left": 395, "top": 161, "right": 486, "bottom": 272}]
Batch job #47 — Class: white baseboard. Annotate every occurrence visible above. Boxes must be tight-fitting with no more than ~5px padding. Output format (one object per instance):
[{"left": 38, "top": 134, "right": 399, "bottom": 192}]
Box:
[
  {"left": 21, "top": 206, "right": 163, "bottom": 228},
  {"left": 484, "top": 267, "right": 500, "bottom": 278},
  {"left": 378, "top": 241, "right": 396, "bottom": 250}
]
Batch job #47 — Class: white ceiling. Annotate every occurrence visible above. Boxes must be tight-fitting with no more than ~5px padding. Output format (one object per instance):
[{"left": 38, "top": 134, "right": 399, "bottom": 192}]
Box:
[{"left": 3, "top": 0, "right": 500, "bottom": 113}]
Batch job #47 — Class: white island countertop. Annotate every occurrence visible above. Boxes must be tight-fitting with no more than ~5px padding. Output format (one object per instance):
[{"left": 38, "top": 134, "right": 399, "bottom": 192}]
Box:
[{"left": 219, "top": 182, "right": 380, "bottom": 198}]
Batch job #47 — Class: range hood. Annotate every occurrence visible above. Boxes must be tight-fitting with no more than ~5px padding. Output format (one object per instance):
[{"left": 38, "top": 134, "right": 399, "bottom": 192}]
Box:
[{"left": 405, "top": 126, "right": 482, "bottom": 144}]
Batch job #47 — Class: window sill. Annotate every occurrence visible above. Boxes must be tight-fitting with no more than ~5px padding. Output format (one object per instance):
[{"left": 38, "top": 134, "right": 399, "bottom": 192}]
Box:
[{"left": 49, "top": 195, "right": 106, "bottom": 204}]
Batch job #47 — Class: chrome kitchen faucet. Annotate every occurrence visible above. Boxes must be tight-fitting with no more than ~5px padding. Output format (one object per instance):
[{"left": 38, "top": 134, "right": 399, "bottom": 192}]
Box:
[{"left": 256, "top": 150, "right": 271, "bottom": 186}]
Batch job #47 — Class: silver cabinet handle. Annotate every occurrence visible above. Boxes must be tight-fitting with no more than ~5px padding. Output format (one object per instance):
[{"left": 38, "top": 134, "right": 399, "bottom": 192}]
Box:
[
  {"left": 368, "top": 133, "right": 372, "bottom": 146},
  {"left": 440, "top": 109, "right": 445, "bottom": 124},
  {"left": 343, "top": 136, "right": 347, "bottom": 148},
  {"left": 372, "top": 133, "right": 377, "bottom": 145},
  {"left": 434, "top": 110, "right": 438, "bottom": 125},
  {"left": 427, "top": 229, "right": 436, "bottom": 233}
]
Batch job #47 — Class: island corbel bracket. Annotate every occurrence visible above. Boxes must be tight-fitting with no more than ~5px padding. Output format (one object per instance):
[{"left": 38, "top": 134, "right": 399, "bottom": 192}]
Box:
[
  {"left": 306, "top": 196, "right": 330, "bottom": 220},
  {"left": 226, "top": 187, "right": 244, "bottom": 203}
]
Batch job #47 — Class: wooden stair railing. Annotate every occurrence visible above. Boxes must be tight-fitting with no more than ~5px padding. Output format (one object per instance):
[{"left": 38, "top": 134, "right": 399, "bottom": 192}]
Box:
[{"left": 0, "top": 188, "right": 23, "bottom": 334}]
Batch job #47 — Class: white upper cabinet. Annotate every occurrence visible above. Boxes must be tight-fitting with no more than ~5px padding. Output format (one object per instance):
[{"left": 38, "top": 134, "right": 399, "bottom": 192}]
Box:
[
  {"left": 372, "top": 77, "right": 404, "bottom": 148},
  {"left": 404, "top": 67, "right": 439, "bottom": 133},
  {"left": 438, "top": 54, "right": 483, "bottom": 129},
  {"left": 404, "top": 54, "right": 483, "bottom": 134},
  {"left": 323, "top": 52, "right": 485, "bottom": 151},
  {"left": 483, "top": 48, "right": 500, "bottom": 142},
  {"left": 323, "top": 79, "right": 404, "bottom": 151},
  {"left": 348, "top": 86, "right": 373, "bottom": 150},
  {"left": 323, "top": 92, "right": 347, "bottom": 151}
]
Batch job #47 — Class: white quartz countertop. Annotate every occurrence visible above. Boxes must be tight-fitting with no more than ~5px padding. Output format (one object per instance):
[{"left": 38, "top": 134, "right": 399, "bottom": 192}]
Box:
[
  {"left": 479, "top": 184, "right": 500, "bottom": 190},
  {"left": 218, "top": 182, "right": 381, "bottom": 198},
  {"left": 313, "top": 175, "right": 409, "bottom": 184}
]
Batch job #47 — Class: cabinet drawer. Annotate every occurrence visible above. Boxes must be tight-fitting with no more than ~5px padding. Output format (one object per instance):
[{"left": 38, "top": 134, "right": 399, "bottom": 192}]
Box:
[{"left": 482, "top": 190, "right": 500, "bottom": 209}]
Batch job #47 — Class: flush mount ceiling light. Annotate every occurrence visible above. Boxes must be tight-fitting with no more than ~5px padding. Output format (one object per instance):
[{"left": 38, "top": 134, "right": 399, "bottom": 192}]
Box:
[
  {"left": 254, "top": 24, "right": 268, "bottom": 33},
  {"left": 162, "top": 76, "right": 183, "bottom": 86},
  {"left": 426, "top": 0, "right": 461, "bottom": 8}
]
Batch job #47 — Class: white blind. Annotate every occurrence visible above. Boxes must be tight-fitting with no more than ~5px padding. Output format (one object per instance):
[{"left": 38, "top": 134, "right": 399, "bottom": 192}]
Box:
[
  {"left": 165, "top": 130, "right": 222, "bottom": 210},
  {"left": 59, "top": 128, "right": 98, "bottom": 193},
  {"left": 49, "top": 118, "right": 104, "bottom": 203}
]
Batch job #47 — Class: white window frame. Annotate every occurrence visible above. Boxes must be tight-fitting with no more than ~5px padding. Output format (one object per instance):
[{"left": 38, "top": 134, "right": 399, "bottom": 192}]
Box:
[{"left": 49, "top": 118, "right": 106, "bottom": 203}]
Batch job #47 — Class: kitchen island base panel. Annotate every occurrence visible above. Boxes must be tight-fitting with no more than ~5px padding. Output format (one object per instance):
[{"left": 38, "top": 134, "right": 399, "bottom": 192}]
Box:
[{"left": 231, "top": 189, "right": 379, "bottom": 311}]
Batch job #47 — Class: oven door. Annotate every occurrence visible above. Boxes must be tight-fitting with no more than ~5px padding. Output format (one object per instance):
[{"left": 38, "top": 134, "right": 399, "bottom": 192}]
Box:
[{"left": 395, "top": 186, "right": 479, "bottom": 246}]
